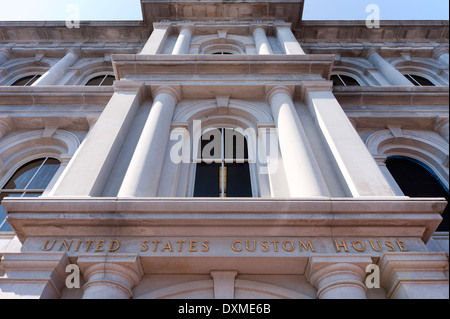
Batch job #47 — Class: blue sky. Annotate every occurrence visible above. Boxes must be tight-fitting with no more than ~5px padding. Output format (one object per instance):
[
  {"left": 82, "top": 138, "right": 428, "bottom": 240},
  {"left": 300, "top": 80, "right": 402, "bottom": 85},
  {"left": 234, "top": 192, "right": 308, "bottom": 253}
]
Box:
[{"left": 0, "top": 0, "right": 448, "bottom": 21}]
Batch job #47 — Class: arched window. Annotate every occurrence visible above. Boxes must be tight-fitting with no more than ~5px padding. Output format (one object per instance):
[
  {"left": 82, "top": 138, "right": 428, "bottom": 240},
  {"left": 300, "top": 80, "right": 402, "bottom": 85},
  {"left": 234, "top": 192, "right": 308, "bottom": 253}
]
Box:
[
  {"left": 404, "top": 74, "right": 435, "bottom": 86},
  {"left": 0, "top": 157, "right": 60, "bottom": 231},
  {"left": 386, "top": 156, "right": 449, "bottom": 231},
  {"left": 193, "top": 128, "right": 252, "bottom": 197},
  {"left": 330, "top": 74, "right": 360, "bottom": 87},
  {"left": 85, "top": 74, "right": 115, "bottom": 86},
  {"left": 10, "top": 74, "right": 41, "bottom": 86}
]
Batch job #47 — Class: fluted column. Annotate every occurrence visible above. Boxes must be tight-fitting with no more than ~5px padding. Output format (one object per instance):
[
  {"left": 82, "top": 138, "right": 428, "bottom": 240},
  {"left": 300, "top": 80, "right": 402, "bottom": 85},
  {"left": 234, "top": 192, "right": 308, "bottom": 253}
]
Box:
[
  {"left": 306, "top": 255, "right": 372, "bottom": 299},
  {"left": 140, "top": 22, "right": 172, "bottom": 55},
  {"left": 33, "top": 50, "right": 79, "bottom": 86},
  {"left": 266, "top": 85, "right": 329, "bottom": 197},
  {"left": 78, "top": 255, "right": 143, "bottom": 299},
  {"left": 250, "top": 25, "right": 273, "bottom": 55},
  {"left": 118, "top": 85, "right": 181, "bottom": 197},
  {"left": 172, "top": 24, "right": 194, "bottom": 55},
  {"left": 0, "top": 47, "right": 12, "bottom": 66},
  {"left": 274, "top": 22, "right": 305, "bottom": 55},
  {"left": 364, "top": 49, "right": 412, "bottom": 86}
]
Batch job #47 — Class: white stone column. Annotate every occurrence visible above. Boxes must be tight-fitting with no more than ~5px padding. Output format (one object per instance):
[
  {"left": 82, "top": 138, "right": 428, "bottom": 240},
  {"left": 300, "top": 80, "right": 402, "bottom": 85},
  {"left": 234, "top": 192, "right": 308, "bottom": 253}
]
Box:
[
  {"left": 78, "top": 255, "right": 143, "bottom": 299},
  {"left": 140, "top": 22, "right": 172, "bottom": 55},
  {"left": 306, "top": 255, "right": 372, "bottom": 299},
  {"left": 250, "top": 25, "right": 273, "bottom": 55},
  {"left": 274, "top": 22, "right": 305, "bottom": 55},
  {"left": 52, "top": 83, "right": 144, "bottom": 196},
  {"left": 266, "top": 85, "right": 329, "bottom": 197},
  {"left": 303, "top": 82, "right": 395, "bottom": 197},
  {"left": 0, "top": 253, "right": 70, "bottom": 299},
  {"left": 172, "top": 24, "right": 194, "bottom": 55},
  {"left": 33, "top": 50, "right": 79, "bottom": 86},
  {"left": 0, "top": 47, "right": 12, "bottom": 66},
  {"left": 118, "top": 85, "right": 181, "bottom": 197},
  {"left": 379, "top": 252, "right": 449, "bottom": 299},
  {"left": 364, "top": 49, "right": 412, "bottom": 86}
]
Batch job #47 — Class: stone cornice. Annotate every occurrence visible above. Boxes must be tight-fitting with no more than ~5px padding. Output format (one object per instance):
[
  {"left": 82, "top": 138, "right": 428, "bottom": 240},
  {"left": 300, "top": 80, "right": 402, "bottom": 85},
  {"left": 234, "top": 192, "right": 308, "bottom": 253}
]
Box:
[{"left": 3, "top": 196, "right": 445, "bottom": 243}]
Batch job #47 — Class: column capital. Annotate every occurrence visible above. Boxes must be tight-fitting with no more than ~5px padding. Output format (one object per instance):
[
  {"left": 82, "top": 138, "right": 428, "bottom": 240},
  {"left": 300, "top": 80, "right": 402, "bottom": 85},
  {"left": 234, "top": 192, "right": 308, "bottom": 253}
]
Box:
[
  {"left": 78, "top": 254, "right": 143, "bottom": 299},
  {"left": 152, "top": 84, "right": 182, "bottom": 102},
  {"left": 305, "top": 255, "right": 372, "bottom": 299},
  {"left": 249, "top": 23, "right": 269, "bottom": 34},
  {"left": 379, "top": 252, "right": 449, "bottom": 299},
  {"left": 66, "top": 48, "right": 81, "bottom": 59},
  {"left": 0, "top": 46, "right": 12, "bottom": 57},
  {"left": 176, "top": 22, "right": 195, "bottom": 34},
  {"left": 432, "top": 47, "right": 449, "bottom": 60},
  {"left": 362, "top": 47, "right": 379, "bottom": 59},
  {"left": 265, "top": 84, "right": 295, "bottom": 102}
]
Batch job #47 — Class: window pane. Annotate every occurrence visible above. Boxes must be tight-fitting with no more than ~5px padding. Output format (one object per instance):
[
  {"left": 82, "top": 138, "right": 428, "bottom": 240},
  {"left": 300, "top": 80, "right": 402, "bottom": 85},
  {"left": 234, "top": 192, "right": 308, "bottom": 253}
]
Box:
[
  {"left": 386, "top": 157, "right": 448, "bottom": 231},
  {"left": 406, "top": 74, "right": 435, "bottom": 86},
  {"left": 11, "top": 75, "right": 41, "bottom": 86},
  {"left": 101, "top": 75, "right": 115, "bottom": 86},
  {"left": 3, "top": 159, "right": 46, "bottom": 189},
  {"left": 226, "top": 163, "right": 252, "bottom": 197},
  {"left": 85, "top": 75, "right": 105, "bottom": 86},
  {"left": 224, "top": 128, "right": 248, "bottom": 161},
  {"left": 27, "top": 158, "right": 60, "bottom": 189},
  {"left": 330, "top": 75, "right": 344, "bottom": 86},
  {"left": 193, "top": 163, "right": 220, "bottom": 197},
  {"left": 341, "top": 75, "right": 360, "bottom": 86},
  {"left": 199, "top": 129, "right": 222, "bottom": 161}
]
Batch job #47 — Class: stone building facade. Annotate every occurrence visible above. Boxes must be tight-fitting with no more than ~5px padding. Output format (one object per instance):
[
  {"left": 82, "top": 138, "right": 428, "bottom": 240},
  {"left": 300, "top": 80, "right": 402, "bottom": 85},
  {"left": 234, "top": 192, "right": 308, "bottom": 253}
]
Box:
[{"left": 0, "top": 0, "right": 448, "bottom": 299}]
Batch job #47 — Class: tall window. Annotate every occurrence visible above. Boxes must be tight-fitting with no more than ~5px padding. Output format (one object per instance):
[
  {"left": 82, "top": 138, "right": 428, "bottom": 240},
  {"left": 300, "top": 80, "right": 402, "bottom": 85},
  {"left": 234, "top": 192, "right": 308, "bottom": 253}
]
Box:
[
  {"left": 330, "top": 74, "right": 360, "bottom": 87},
  {"left": 0, "top": 157, "right": 60, "bottom": 231},
  {"left": 404, "top": 74, "right": 435, "bottom": 86},
  {"left": 386, "top": 156, "right": 449, "bottom": 231},
  {"left": 193, "top": 128, "right": 252, "bottom": 197},
  {"left": 85, "top": 74, "right": 115, "bottom": 86},
  {"left": 11, "top": 74, "right": 41, "bottom": 86}
]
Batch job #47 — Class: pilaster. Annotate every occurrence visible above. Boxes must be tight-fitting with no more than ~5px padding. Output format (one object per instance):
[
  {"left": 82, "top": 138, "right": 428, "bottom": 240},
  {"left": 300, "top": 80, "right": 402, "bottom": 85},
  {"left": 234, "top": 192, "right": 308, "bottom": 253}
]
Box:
[
  {"left": 0, "top": 252, "right": 70, "bottom": 299},
  {"left": 379, "top": 252, "right": 449, "bottom": 299}
]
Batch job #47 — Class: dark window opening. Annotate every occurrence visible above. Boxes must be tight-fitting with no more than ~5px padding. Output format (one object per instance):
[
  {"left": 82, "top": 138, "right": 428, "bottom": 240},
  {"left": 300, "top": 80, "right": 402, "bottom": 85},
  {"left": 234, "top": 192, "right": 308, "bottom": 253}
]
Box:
[
  {"left": 193, "top": 128, "right": 252, "bottom": 198},
  {"left": 86, "top": 74, "right": 115, "bottom": 86},
  {"left": 386, "top": 156, "right": 449, "bottom": 231},
  {"left": 0, "top": 157, "right": 60, "bottom": 231},
  {"left": 211, "top": 52, "right": 233, "bottom": 55},
  {"left": 404, "top": 74, "right": 435, "bottom": 86},
  {"left": 11, "top": 74, "right": 41, "bottom": 86},
  {"left": 330, "top": 74, "right": 360, "bottom": 87}
]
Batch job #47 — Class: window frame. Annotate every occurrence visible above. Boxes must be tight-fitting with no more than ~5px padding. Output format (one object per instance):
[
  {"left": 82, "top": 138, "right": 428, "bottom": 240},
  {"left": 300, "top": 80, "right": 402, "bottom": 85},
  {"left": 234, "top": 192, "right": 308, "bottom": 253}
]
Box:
[
  {"left": 0, "top": 156, "right": 61, "bottom": 231},
  {"left": 190, "top": 126, "right": 257, "bottom": 198}
]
